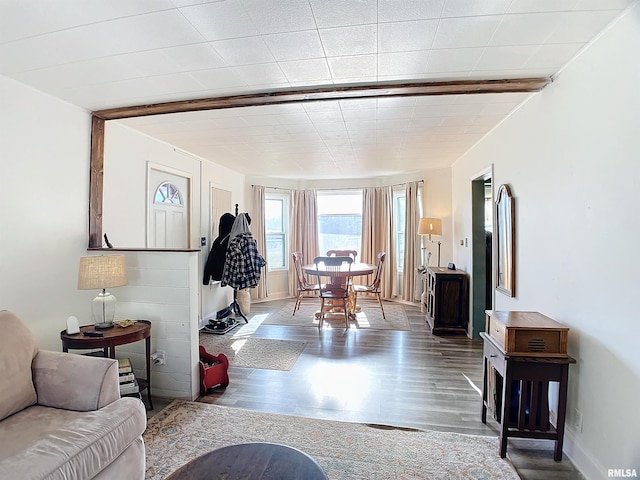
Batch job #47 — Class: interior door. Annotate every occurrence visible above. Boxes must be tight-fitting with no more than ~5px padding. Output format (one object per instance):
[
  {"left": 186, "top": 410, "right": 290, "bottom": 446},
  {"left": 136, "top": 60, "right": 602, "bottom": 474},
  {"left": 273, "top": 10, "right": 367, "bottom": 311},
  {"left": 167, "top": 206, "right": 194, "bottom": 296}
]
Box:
[{"left": 148, "top": 167, "right": 190, "bottom": 248}]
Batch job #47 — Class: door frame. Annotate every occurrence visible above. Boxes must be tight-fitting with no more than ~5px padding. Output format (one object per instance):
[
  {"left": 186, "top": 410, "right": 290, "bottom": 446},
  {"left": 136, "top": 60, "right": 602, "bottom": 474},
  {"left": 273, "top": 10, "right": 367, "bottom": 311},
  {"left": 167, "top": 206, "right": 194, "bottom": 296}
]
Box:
[
  {"left": 146, "top": 162, "right": 193, "bottom": 248},
  {"left": 470, "top": 166, "right": 493, "bottom": 338}
]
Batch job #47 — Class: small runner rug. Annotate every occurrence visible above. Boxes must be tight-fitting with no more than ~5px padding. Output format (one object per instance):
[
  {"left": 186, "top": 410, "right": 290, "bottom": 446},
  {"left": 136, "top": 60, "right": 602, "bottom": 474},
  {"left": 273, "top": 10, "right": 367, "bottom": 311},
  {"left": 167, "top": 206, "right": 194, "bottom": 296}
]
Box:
[
  {"left": 263, "top": 300, "right": 411, "bottom": 331},
  {"left": 144, "top": 400, "right": 520, "bottom": 480},
  {"left": 199, "top": 334, "right": 306, "bottom": 371}
]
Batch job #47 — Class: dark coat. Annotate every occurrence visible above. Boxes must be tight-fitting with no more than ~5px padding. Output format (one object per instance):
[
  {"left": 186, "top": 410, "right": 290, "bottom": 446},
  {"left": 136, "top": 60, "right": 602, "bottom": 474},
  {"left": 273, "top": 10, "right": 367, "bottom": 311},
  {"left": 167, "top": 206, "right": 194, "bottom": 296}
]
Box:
[{"left": 203, "top": 213, "right": 236, "bottom": 284}]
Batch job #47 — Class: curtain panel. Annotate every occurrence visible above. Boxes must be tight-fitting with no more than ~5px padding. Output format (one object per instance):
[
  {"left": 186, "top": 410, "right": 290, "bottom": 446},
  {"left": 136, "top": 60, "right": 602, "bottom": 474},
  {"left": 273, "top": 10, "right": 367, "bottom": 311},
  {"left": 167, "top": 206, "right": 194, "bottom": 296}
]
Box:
[
  {"left": 361, "top": 186, "right": 394, "bottom": 298},
  {"left": 250, "top": 185, "right": 268, "bottom": 300},
  {"left": 288, "top": 189, "right": 318, "bottom": 297},
  {"left": 401, "top": 181, "right": 421, "bottom": 302}
]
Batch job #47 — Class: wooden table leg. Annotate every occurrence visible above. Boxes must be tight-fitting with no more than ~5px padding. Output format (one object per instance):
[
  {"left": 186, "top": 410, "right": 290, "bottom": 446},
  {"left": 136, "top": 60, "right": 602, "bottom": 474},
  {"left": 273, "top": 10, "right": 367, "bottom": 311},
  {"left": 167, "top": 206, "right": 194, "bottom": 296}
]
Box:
[
  {"left": 499, "top": 364, "right": 512, "bottom": 458},
  {"left": 145, "top": 336, "right": 153, "bottom": 410},
  {"left": 554, "top": 364, "right": 569, "bottom": 461}
]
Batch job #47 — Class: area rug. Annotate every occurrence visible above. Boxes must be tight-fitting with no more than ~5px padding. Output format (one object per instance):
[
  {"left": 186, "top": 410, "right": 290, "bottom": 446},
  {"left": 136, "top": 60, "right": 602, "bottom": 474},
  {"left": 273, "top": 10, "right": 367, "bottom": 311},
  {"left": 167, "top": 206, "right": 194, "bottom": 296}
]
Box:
[
  {"left": 199, "top": 334, "right": 306, "bottom": 371},
  {"left": 144, "top": 400, "right": 520, "bottom": 480},
  {"left": 264, "top": 300, "right": 411, "bottom": 331}
]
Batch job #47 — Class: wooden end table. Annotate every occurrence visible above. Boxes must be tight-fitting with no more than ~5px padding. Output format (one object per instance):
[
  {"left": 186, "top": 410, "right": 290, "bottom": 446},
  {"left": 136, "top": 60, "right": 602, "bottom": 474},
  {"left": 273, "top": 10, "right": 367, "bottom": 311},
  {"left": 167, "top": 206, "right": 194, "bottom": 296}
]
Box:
[
  {"left": 166, "top": 442, "right": 328, "bottom": 480},
  {"left": 60, "top": 320, "right": 153, "bottom": 410}
]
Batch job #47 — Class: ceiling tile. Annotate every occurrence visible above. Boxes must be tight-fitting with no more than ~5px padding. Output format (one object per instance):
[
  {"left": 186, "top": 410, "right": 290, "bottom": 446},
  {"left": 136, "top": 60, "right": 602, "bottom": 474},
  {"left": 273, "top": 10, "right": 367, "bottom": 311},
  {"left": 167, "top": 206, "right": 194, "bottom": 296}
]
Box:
[
  {"left": 241, "top": 0, "right": 317, "bottom": 34},
  {"left": 378, "top": 20, "right": 439, "bottom": 53},
  {"left": 309, "top": 0, "right": 377, "bottom": 28},
  {"left": 262, "top": 31, "right": 325, "bottom": 61},
  {"left": 0, "top": 0, "right": 175, "bottom": 44},
  {"left": 327, "top": 54, "right": 377, "bottom": 79},
  {"left": 507, "top": 0, "right": 580, "bottom": 13},
  {"left": 278, "top": 58, "right": 331, "bottom": 83},
  {"left": 489, "top": 13, "right": 564, "bottom": 46},
  {"left": 425, "top": 47, "right": 483, "bottom": 73},
  {"left": 441, "top": 0, "right": 512, "bottom": 17},
  {"left": 524, "top": 43, "right": 583, "bottom": 70},
  {"left": 432, "top": 16, "right": 502, "bottom": 49},
  {"left": 319, "top": 25, "right": 378, "bottom": 56},
  {"left": 378, "top": 51, "right": 430, "bottom": 76},
  {"left": 475, "top": 45, "right": 539, "bottom": 71},
  {"left": 378, "top": 0, "right": 445, "bottom": 22},
  {"left": 179, "top": 1, "right": 258, "bottom": 41},
  {"left": 209, "top": 37, "right": 276, "bottom": 65},
  {"left": 231, "top": 63, "right": 288, "bottom": 86},
  {"left": 547, "top": 11, "right": 620, "bottom": 43}
]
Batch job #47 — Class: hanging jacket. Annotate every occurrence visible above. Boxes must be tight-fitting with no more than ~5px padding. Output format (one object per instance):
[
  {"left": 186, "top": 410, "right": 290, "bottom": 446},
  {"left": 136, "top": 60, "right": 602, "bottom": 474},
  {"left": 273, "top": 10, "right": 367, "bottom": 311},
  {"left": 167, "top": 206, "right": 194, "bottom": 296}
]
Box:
[
  {"left": 221, "top": 232, "right": 266, "bottom": 290},
  {"left": 203, "top": 213, "right": 236, "bottom": 284}
]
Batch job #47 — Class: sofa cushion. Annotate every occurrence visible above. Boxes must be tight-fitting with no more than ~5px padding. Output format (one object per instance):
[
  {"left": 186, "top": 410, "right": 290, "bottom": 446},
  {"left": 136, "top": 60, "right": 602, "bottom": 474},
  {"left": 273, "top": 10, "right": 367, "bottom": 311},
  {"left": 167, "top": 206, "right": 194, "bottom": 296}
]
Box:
[
  {"left": 0, "top": 311, "right": 38, "bottom": 421},
  {"left": 0, "top": 397, "right": 146, "bottom": 480}
]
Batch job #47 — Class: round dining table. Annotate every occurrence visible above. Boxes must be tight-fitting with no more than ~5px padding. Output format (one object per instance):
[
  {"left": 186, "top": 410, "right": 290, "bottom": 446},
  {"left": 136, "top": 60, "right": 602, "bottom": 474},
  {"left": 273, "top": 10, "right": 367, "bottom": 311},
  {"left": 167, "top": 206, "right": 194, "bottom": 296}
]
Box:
[{"left": 302, "top": 262, "right": 375, "bottom": 320}]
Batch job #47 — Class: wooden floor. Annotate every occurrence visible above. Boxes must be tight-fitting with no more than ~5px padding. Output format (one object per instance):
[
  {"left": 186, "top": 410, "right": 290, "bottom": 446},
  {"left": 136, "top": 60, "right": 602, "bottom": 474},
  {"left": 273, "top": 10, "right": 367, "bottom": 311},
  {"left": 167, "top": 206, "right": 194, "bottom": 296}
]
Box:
[{"left": 152, "top": 298, "right": 584, "bottom": 480}]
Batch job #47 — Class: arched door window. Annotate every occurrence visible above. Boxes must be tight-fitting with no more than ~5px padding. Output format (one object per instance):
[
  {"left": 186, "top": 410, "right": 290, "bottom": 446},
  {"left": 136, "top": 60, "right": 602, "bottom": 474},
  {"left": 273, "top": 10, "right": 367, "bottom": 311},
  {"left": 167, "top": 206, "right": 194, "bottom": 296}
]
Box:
[{"left": 154, "top": 182, "right": 183, "bottom": 206}]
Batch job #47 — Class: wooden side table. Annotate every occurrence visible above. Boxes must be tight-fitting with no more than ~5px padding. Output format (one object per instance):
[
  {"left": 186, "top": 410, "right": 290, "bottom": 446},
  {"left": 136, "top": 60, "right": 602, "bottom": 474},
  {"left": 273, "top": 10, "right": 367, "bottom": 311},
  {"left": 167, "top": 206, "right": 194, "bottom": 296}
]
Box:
[
  {"left": 60, "top": 320, "right": 153, "bottom": 410},
  {"left": 480, "top": 332, "right": 575, "bottom": 460}
]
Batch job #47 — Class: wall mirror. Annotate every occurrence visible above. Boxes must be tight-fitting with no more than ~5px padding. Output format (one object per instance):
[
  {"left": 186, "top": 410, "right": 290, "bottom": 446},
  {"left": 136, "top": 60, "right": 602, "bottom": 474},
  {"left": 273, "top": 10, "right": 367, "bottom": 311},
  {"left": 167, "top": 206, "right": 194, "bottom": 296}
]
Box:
[{"left": 495, "top": 184, "right": 515, "bottom": 297}]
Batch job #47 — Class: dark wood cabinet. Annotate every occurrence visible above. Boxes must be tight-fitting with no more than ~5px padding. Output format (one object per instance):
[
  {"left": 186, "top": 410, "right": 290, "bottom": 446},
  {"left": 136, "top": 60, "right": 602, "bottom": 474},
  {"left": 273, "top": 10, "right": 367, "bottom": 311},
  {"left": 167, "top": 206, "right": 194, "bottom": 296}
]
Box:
[{"left": 425, "top": 266, "right": 468, "bottom": 334}]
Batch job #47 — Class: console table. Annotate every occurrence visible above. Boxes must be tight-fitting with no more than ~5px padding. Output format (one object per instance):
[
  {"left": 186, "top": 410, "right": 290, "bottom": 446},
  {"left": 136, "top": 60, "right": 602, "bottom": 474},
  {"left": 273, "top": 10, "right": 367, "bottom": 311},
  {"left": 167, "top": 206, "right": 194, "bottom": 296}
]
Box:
[
  {"left": 481, "top": 324, "right": 575, "bottom": 460},
  {"left": 60, "top": 320, "right": 153, "bottom": 410}
]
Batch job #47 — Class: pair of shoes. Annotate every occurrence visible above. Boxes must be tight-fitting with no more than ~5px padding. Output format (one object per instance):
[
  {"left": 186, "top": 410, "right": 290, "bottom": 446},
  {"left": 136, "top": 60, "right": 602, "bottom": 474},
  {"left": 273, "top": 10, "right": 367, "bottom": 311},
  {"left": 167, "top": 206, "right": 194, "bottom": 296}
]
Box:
[
  {"left": 216, "top": 306, "right": 233, "bottom": 320},
  {"left": 209, "top": 317, "right": 236, "bottom": 330}
]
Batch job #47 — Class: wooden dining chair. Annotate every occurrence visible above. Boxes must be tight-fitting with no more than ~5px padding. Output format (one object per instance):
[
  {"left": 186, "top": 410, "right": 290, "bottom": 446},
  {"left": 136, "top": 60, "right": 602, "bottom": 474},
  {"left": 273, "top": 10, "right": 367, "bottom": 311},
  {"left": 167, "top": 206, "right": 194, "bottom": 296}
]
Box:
[
  {"left": 311, "top": 256, "right": 353, "bottom": 328},
  {"left": 292, "top": 252, "right": 320, "bottom": 315},
  {"left": 326, "top": 249, "right": 357, "bottom": 262},
  {"left": 353, "top": 252, "right": 386, "bottom": 319}
]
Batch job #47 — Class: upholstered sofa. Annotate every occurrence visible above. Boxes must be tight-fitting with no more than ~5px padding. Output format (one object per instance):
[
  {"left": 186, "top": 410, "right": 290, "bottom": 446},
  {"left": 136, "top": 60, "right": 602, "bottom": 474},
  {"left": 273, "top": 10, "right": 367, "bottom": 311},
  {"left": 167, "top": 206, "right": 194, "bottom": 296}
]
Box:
[{"left": 0, "top": 310, "right": 147, "bottom": 480}]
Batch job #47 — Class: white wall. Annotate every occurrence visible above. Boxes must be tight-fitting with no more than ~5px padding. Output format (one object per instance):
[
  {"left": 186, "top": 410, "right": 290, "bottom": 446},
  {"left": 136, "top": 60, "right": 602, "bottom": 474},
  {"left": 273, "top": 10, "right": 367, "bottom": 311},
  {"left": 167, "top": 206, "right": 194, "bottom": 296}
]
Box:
[
  {"left": 114, "top": 250, "right": 200, "bottom": 400},
  {"left": 451, "top": 6, "right": 640, "bottom": 478},
  {"left": 0, "top": 76, "right": 92, "bottom": 350}
]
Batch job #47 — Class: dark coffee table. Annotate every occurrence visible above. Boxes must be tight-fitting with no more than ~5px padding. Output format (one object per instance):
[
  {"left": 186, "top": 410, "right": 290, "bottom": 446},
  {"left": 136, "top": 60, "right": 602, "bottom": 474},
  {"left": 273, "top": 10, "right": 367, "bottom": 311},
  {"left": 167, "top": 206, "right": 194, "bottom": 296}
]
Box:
[{"left": 165, "top": 442, "right": 328, "bottom": 480}]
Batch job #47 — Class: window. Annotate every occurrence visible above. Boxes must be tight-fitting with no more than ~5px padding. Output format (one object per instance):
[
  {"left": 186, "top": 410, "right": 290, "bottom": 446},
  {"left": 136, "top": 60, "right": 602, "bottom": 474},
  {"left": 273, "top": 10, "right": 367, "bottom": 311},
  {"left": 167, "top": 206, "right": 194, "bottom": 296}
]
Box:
[
  {"left": 154, "top": 182, "right": 183, "bottom": 205},
  {"left": 317, "top": 190, "right": 362, "bottom": 255},
  {"left": 265, "top": 193, "right": 288, "bottom": 270}
]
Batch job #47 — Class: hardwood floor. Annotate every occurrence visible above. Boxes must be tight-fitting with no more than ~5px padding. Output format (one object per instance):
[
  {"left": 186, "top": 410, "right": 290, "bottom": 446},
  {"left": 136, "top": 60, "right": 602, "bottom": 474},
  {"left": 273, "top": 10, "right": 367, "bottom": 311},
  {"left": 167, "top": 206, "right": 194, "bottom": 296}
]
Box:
[{"left": 151, "top": 298, "right": 584, "bottom": 480}]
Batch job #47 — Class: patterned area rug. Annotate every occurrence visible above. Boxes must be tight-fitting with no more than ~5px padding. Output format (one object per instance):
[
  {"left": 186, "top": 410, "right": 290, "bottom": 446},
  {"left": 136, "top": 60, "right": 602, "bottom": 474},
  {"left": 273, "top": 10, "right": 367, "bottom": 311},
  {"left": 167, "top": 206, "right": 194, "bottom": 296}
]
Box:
[
  {"left": 199, "top": 334, "right": 306, "bottom": 371},
  {"left": 144, "top": 400, "right": 520, "bottom": 480},
  {"left": 264, "top": 299, "right": 411, "bottom": 331}
]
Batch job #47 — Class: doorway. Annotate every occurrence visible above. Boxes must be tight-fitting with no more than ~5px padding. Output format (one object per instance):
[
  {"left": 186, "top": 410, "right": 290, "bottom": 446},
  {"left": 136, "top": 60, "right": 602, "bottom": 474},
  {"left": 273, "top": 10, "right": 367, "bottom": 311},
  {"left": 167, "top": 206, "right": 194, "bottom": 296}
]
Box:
[
  {"left": 147, "top": 164, "right": 191, "bottom": 249},
  {"left": 470, "top": 170, "right": 493, "bottom": 338}
]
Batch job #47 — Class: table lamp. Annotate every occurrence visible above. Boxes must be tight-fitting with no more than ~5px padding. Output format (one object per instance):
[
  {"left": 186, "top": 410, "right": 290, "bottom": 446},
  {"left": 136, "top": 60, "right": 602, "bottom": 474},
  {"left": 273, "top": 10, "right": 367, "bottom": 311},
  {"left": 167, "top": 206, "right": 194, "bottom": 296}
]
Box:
[
  {"left": 78, "top": 255, "right": 128, "bottom": 329},
  {"left": 418, "top": 218, "right": 442, "bottom": 267}
]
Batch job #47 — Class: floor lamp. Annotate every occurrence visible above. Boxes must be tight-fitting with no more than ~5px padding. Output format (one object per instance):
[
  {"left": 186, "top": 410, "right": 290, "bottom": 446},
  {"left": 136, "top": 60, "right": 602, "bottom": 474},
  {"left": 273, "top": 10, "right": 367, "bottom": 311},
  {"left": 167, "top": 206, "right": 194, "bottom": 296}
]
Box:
[{"left": 418, "top": 218, "right": 442, "bottom": 267}]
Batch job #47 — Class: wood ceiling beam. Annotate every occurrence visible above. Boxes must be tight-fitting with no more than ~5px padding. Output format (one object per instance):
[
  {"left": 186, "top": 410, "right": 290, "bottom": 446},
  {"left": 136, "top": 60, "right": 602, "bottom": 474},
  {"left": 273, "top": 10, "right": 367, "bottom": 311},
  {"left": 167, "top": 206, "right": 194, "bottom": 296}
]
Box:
[
  {"left": 88, "top": 77, "right": 551, "bottom": 247},
  {"left": 92, "top": 77, "right": 551, "bottom": 120}
]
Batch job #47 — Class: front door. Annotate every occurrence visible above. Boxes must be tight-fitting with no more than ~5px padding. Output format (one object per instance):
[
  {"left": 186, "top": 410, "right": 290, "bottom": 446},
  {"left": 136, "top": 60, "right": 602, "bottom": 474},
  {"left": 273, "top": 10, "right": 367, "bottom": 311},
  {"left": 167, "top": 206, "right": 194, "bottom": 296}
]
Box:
[{"left": 148, "top": 166, "right": 190, "bottom": 249}]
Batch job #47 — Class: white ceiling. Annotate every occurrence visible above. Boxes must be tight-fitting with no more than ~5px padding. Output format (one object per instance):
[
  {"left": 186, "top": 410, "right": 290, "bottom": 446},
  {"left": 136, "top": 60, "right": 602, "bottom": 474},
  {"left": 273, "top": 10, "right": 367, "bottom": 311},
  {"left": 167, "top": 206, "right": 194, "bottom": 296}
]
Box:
[{"left": 1, "top": 0, "right": 635, "bottom": 180}]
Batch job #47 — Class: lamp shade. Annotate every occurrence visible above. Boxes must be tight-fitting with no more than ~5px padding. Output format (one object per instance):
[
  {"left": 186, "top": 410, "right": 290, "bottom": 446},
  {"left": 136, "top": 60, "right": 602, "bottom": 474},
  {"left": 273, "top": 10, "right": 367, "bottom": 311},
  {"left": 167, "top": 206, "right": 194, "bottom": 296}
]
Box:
[
  {"left": 418, "top": 218, "right": 442, "bottom": 236},
  {"left": 78, "top": 255, "right": 128, "bottom": 290}
]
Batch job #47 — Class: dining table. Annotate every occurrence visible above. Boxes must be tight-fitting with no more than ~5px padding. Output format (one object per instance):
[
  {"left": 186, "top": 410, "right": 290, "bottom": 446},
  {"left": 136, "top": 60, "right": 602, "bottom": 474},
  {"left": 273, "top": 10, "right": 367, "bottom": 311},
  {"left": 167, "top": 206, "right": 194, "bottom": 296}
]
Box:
[{"left": 302, "top": 262, "right": 376, "bottom": 320}]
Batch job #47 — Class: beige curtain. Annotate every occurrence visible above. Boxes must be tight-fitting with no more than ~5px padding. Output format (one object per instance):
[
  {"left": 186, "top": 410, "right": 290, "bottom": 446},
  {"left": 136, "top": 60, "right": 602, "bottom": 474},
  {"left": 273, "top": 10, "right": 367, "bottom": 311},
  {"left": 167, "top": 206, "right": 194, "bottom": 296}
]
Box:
[
  {"left": 250, "top": 185, "right": 268, "bottom": 300},
  {"left": 288, "top": 189, "right": 318, "bottom": 297},
  {"left": 361, "top": 186, "right": 394, "bottom": 298},
  {"left": 401, "top": 181, "right": 421, "bottom": 302}
]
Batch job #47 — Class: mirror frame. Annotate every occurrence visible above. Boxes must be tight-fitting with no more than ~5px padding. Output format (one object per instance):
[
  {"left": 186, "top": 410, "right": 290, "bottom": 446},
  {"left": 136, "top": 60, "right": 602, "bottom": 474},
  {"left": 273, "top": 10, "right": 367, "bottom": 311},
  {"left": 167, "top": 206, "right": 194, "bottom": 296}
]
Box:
[{"left": 495, "top": 184, "right": 515, "bottom": 297}]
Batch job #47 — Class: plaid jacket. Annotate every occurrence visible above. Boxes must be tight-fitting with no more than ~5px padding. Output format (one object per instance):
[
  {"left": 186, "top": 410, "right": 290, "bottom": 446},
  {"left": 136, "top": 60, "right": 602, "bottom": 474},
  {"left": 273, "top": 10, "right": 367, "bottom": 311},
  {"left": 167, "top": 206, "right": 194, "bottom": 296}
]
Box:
[{"left": 221, "top": 233, "right": 266, "bottom": 290}]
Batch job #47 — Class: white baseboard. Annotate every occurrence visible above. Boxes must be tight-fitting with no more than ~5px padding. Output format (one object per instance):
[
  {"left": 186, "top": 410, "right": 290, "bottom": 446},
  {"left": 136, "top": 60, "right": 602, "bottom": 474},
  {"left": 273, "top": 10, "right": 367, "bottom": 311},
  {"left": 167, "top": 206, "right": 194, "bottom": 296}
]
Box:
[{"left": 564, "top": 429, "right": 605, "bottom": 480}]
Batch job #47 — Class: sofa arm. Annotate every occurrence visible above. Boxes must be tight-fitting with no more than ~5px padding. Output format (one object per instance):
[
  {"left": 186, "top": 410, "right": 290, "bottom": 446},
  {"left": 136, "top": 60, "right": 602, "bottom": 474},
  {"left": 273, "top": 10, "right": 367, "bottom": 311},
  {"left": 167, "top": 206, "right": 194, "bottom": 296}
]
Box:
[{"left": 32, "top": 350, "right": 120, "bottom": 411}]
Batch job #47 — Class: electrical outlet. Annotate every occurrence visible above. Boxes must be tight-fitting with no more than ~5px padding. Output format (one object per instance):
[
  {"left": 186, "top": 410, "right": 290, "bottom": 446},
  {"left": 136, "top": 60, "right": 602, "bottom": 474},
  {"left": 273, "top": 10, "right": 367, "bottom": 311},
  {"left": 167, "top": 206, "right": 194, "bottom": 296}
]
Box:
[
  {"left": 151, "top": 351, "right": 166, "bottom": 366},
  {"left": 575, "top": 408, "right": 583, "bottom": 432}
]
